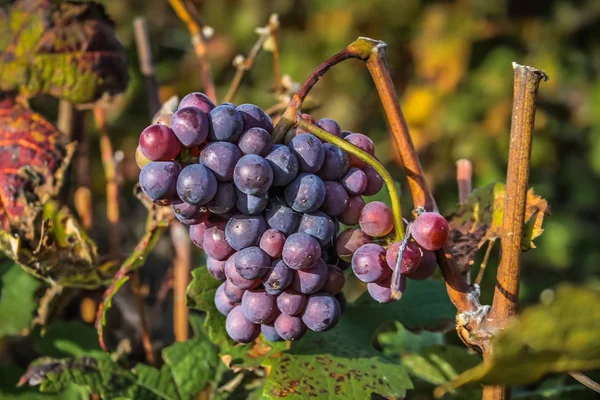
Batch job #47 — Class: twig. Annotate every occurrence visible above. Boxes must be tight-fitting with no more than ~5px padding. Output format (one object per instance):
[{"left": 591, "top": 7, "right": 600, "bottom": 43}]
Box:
[
  {"left": 483, "top": 63, "right": 546, "bottom": 400},
  {"left": 269, "top": 14, "right": 282, "bottom": 95},
  {"left": 569, "top": 372, "right": 600, "bottom": 394},
  {"left": 171, "top": 221, "right": 191, "bottom": 342},
  {"left": 457, "top": 159, "right": 472, "bottom": 204},
  {"left": 94, "top": 107, "right": 120, "bottom": 257},
  {"left": 391, "top": 223, "right": 413, "bottom": 299},
  {"left": 134, "top": 17, "right": 161, "bottom": 116},
  {"left": 475, "top": 238, "right": 496, "bottom": 286},
  {"left": 168, "top": 0, "right": 216, "bottom": 103},
  {"left": 131, "top": 269, "right": 156, "bottom": 366}
]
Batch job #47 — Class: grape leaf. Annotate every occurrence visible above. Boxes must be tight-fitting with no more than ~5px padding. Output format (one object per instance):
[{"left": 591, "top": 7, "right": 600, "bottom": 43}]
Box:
[
  {"left": 33, "top": 320, "right": 107, "bottom": 360},
  {"left": 0, "top": 257, "right": 40, "bottom": 337},
  {"left": 435, "top": 285, "right": 600, "bottom": 397},
  {"left": 0, "top": 364, "right": 87, "bottom": 400},
  {"left": 447, "top": 182, "right": 549, "bottom": 271},
  {"left": 378, "top": 321, "right": 444, "bottom": 357},
  {"left": 0, "top": 0, "right": 128, "bottom": 103}
]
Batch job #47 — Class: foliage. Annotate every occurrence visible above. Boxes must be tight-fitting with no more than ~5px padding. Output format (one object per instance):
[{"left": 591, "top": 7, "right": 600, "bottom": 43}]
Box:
[{"left": 0, "top": 258, "right": 40, "bottom": 337}]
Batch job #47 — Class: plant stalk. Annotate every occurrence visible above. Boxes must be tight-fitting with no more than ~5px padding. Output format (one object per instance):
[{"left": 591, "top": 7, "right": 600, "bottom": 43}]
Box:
[
  {"left": 171, "top": 221, "right": 191, "bottom": 342},
  {"left": 134, "top": 17, "right": 161, "bottom": 116}
]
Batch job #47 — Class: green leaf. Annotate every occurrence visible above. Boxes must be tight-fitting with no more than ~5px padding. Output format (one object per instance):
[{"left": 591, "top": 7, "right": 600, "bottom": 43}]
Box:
[
  {"left": 0, "top": 0, "right": 128, "bottom": 103},
  {"left": 0, "top": 258, "right": 40, "bottom": 337},
  {"left": 378, "top": 321, "right": 444, "bottom": 357},
  {"left": 0, "top": 365, "right": 87, "bottom": 400},
  {"left": 402, "top": 345, "right": 480, "bottom": 386},
  {"left": 435, "top": 285, "right": 600, "bottom": 397},
  {"left": 33, "top": 321, "right": 107, "bottom": 360}
]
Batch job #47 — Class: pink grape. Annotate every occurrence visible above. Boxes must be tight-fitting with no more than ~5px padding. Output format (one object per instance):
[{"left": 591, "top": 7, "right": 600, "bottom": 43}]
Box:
[
  {"left": 411, "top": 212, "right": 450, "bottom": 251},
  {"left": 351, "top": 243, "right": 390, "bottom": 283},
  {"left": 359, "top": 201, "right": 394, "bottom": 237},
  {"left": 139, "top": 124, "right": 180, "bottom": 161},
  {"left": 385, "top": 241, "right": 422, "bottom": 274}
]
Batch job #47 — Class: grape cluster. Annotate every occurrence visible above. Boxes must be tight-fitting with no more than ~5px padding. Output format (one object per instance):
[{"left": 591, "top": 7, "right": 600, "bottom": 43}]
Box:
[{"left": 136, "top": 92, "right": 449, "bottom": 344}]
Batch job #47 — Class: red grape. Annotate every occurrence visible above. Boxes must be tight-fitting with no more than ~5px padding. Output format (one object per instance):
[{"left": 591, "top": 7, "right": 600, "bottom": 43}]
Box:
[
  {"left": 359, "top": 201, "right": 394, "bottom": 237},
  {"left": 385, "top": 241, "right": 422, "bottom": 274},
  {"left": 411, "top": 212, "right": 449, "bottom": 251}
]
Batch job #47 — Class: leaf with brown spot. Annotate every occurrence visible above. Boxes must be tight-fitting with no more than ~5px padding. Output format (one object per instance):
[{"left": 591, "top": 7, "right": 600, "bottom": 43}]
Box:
[{"left": 0, "top": 0, "right": 128, "bottom": 103}]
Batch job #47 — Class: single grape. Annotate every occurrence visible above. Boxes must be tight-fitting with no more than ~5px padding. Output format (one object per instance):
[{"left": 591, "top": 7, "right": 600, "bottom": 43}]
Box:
[
  {"left": 241, "top": 290, "right": 278, "bottom": 324},
  {"left": 265, "top": 145, "right": 299, "bottom": 186},
  {"left": 359, "top": 201, "right": 394, "bottom": 237},
  {"left": 386, "top": 241, "right": 422, "bottom": 274},
  {"left": 225, "top": 214, "right": 267, "bottom": 251},
  {"left": 190, "top": 222, "right": 208, "bottom": 249},
  {"left": 339, "top": 196, "right": 365, "bottom": 226},
  {"left": 215, "top": 283, "right": 238, "bottom": 315},
  {"left": 297, "top": 211, "right": 338, "bottom": 248},
  {"left": 209, "top": 104, "right": 244, "bottom": 142},
  {"left": 259, "top": 229, "right": 286, "bottom": 258},
  {"left": 315, "top": 118, "right": 342, "bottom": 138},
  {"left": 320, "top": 181, "right": 349, "bottom": 217},
  {"left": 176, "top": 164, "right": 217, "bottom": 205},
  {"left": 172, "top": 202, "right": 209, "bottom": 225},
  {"left": 324, "top": 265, "right": 345, "bottom": 294},
  {"left": 367, "top": 275, "right": 403, "bottom": 303},
  {"left": 234, "top": 246, "right": 270, "bottom": 280},
  {"left": 199, "top": 141, "right": 241, "bottom": 182},
  {"left": 284, "top": 173, "right": 326, "bottom": 213},
  {"left": 237, "top": 127, "right": 272, "bottom": 156},
  {"left": 261, "top": 324, "right": 282, "bottom": 342},
  {"left": 203, "top": 224, "right": 235, "bottom": 261},
  {"left": 237, "top": 104, "right": 273, "bottom": 133},
  {"left": 226, "top": 305, "right": 260, "bottom": 343},
  {"left": 225, "top": 253, "right": 261, "bottom": 290},
  {"left": 345, "top": 133, "right": 375, "bottom": 168},
  {"left": 319, "top": 143, "right": 349, "bottom": 180},
  {"left": 362, "top": 166, "right": 384, "bottom": 196},
  {"left": 301, "top": 292, "right": 341, "bottom": 332},
  {"left": 335, "top": 292, "right": 347, "bottom": 313},
  {"left": 263, "top": 259, "right": 293, "bottom": 292},
  {"left": 411, "top": 212, "right": 450, "bottom": 251},
  {"left": 406, "top": 250, "right": 437, "bottom": 280},
  {"left": 290, "top": 259, "right": 328, "bottom": 294},
  {"left": 207, "top": 257, "right": 226, "bottom": 280},
  {"left": 340, "top": 167, "right": 368, "bottom": 196},
  {"left": 233, "top": 154, "right": 273, "bottom": 195},
  {"left": 335, "top": 228, "right": 371, "bottom": 262},
  {"left": 139, "top": 161, "right": 181, "bottom": 203},
  {"left": 264, "top": 198, "right": 301, "bottom": 235},
  {"left": 274, "top": 313, "right": 307, "bottom": 341},
  {"left": 139, "top": 124, "right": 181, "bottom": 161},
  {"left": 277, "top": 290, "right": 307, "bottom": 316},
  {"left": 289, "top": 134, "right": 324, "bottom": 173},
  {"left": 135, "top": 146, "right": 151, "bottom": 169},
  {"left": 156, "top": 113, "right": 173, "bottom": 127},
  {"left": 207, "top": 182, "right": 236, "bottom": 214},
  {"left": 282, "top": 232, "right": 321, "bottom": 271},
  {"left": 178, "top": 92, "right": 216, "bottom": 113},
  {"left": 170, "top": 107, "right": 210, "bottom": 147},
  {"left": 351, "top": 243, "right": 390, "bottom": 283},
  {"left": 224, "top": 281, "right": 246, "bottom": 302}
]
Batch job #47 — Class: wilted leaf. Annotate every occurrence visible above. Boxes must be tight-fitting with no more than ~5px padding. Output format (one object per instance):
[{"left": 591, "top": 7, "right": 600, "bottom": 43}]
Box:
[
  {"left": 0, "top": 257, "right": 40, "bottom": 337},
  {"left": 447, "top": 183, "right": 549, "bottom": 270},
  {"left": 0, "top": 0, "right": 128, "bottom": 103},
  {"left": 435, "top": 285, "right": 600, "bottom": 397}
]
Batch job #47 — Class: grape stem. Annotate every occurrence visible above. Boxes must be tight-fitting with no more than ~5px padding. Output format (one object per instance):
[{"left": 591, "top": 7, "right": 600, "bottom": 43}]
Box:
[
  {"left": 391, "top": 223, "right": 413, "bottom": 299},
  {"left": 296, "top": 117, "right": 404, "bottom": 241}
]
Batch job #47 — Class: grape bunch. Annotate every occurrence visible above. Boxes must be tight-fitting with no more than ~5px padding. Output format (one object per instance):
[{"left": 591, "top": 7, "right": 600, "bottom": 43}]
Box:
[{"left": 136, "top": 91, "right": 449, "bottom": 344}]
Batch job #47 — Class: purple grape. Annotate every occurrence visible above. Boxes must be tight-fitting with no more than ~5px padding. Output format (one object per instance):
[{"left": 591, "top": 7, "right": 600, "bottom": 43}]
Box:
[
  {"left": 225, "top": 253, "right": 261, "bottom": 290},
  {"left": 320, "top": 181, "right": 349, "bottom": 217},
  {"left": 203, "top": 224, "right": 235, "bottom": 261},
  {"left": 406, "top": 250, "right": 437, "bottom": 280},
  {"left": 319, "top": 143, "right": 349, "bottom": 180},
  {"left": 199, "top": 142, "right": 241, "bottom": 182},
  {"left": 215, "top": 283, "right": 238, "bottom": 315},
  {"left": 351, "top": 243, "right": 390, "bottom": 283},
  {"left": 335, "top": 292, "right": 347, "bottom": 313},
  {"left": 209, "top": 104, "right": 244, "bottom": 142},
  {"left": 224, "top": 281, "right": 246, "bottom": 302},
  {"left": 315, "top": 118, "right": 342, "bottom": 138},
  {"left": 324, "top": 265, "right": 345, "bottom": 294},
  {"left": 237, "top": 127, "right": 272, "bottom": 156},
  {"left": 207, "top": 182, "right": 236, "bottom": 214},
  {"left": 237, "top": 103, "right": 273, "bottom": 133},
  {"left": 225, "top": 214, "right": 267, "bottom": 251},
  {"left": 340, "top": 168, "right": 367, "bottom": 196},
  {"left": 259, "top": 229, "right": 286, "bottom": 258},
  {"left": 265, "top": 145, "right": 299, "bottom": 186},
  {"left": 236, "top": 189, "right": 268, "bottom": 215},
  {"left": 241, "top": 290, "right": 278, "bottom": 324},
  {"left": 335, "top": 228, "right": 371, "bottom": 261},
  {"left": 367, "top": 275, "right": 403, "bottom": 303},
  {"left": 277, "top": 290, "right": 307, "bottom": 316},
  {"left": 172, "top": 202, "right": 208, "bottom": 225},
  {"left": 139, "top": 124, "right": 180, "bottom": 161},
  {"left": 290, "top": 259, "right": 328, "bottom": 294},
  {"left": 176, "top": 164, "right": 217, "bottom": 205},
  {"left": 341, "top": 130, "right": 351, "bottom": 139},
  {"left": 263, "top": 259, "right": 293, "bottom": 292},
  {"left": 282, "top": 232, "right": 321, "bottom": 271},
  {"left": 207, "top": 257, "right": 226, "bottom": 280},
  {"left": 289, "top": 134, "right": 324, "bottom": 173},
  {"left": 339, "top": 196, "right": 365, "bottom": 225},
  {"left": 190, "top": 222, "right": 208, "bottom": 249},
  {"left": 235, "top": 246, "right": 270, "bottom": 280},
  {"left": 233, "top": 154, "right": 273, "bottom": 195},
  {"left": 226, "top": 305, "right": 260, "bottom": 343},
  {"left": 261, "top": 324, "right": 282, "bottom": 342},
  {"left": 386, "top": 241, "right": 422, "bottom": 274},
  {"left": 362, "top": 166, "right": 384, "bottom": 196},
  {"left": 274, "top": 313, "right": 307, "bottom": 341},
  {"left": 264, "top": 198, "right": 301, "bottom": 235},
  {"left": 284, "top": 173, "right": 326, "bottom": 213},
  {"left": 170, "top": 107, "right": 210, "bottom": 147},
  {"left": 297, "top": 211, "right": 338, "bottom": 248},
  {"left": 345, "top": 133, "right": 375, "bottom": 168},
  {"left": 139, "top": 161, "right": 181, "bottom": 203},
  {"left": 178, "top": 92, "right": 216, "bottom": 113},
  {"left": 301, "top": 292, "right": 341, "bottom": 332}
]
